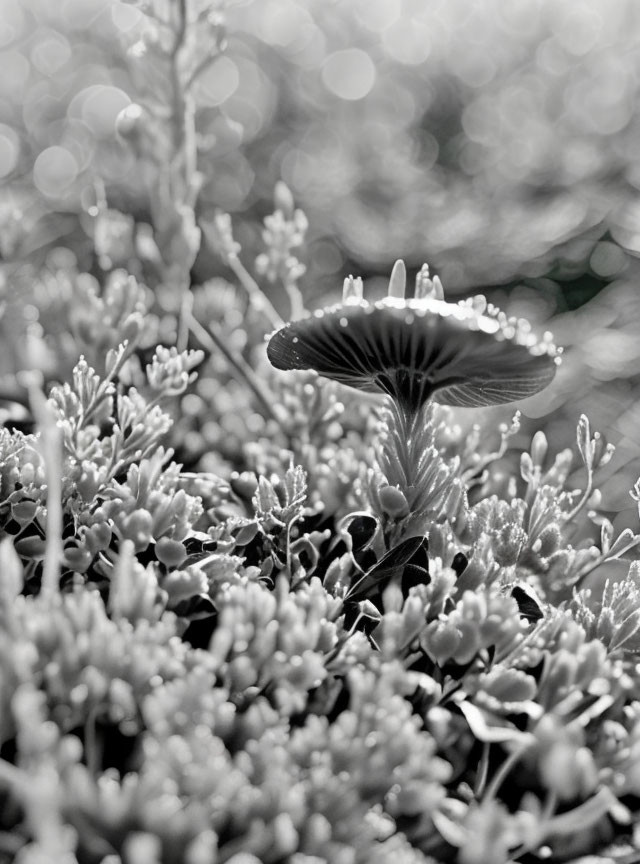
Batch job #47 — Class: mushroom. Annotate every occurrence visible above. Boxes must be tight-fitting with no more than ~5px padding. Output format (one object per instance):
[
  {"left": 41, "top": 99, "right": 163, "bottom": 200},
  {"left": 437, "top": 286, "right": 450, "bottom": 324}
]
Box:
[{"left": 267, "top": 261, "right": 560, "bottom": 415}]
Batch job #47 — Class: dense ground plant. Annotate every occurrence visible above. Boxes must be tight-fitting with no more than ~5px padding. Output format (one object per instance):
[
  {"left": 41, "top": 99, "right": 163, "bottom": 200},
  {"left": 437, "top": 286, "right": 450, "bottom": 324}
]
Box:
[
  {"left": 2, "top": 3, "right": 640, "bottom": 863},
  {"left": 2, "top": 252, "right": 640, "bottom": 864}
]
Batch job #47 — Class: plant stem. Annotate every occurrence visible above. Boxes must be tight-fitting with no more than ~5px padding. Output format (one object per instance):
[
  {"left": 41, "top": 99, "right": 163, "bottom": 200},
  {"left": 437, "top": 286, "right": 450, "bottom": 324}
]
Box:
[
  {"left": 284, "top": 277, "right": 305, "bottom": 322},
  {"left": 28, "top": 386, "right": 63, "bottom": 598},
  {"left": 177, "top": 281, "right": 194, "bottom": 353},
  {"left": 483, "top": 740, "right": 531, "bottom": 803},
  {"left": 169, "top": 0, "right": 203, "bottom": 350},
  {"left": 474, "top": 742, "right": 491, "bottom": 798},
  {"left": 186, "top": 52, "right": 221, "bottom": 90},
  {"left": 187, "top": 312, "right": 279, "bottom": 422},
  {"left": 227, "top": 254, "right": 283, "bottom": 330},
  {"left": 564, "top": 477, "right": 594, "bottom": 523}
]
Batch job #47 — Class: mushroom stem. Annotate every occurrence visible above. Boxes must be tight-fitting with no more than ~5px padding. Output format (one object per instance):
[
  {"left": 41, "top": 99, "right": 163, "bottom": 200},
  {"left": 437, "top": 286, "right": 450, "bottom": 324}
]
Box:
[{"left": 379, "top": 399, "right": 427, "bottom": 501}]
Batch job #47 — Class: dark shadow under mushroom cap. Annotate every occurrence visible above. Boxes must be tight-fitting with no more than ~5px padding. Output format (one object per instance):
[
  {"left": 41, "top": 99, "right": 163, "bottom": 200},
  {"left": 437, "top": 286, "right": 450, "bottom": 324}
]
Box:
[{"left": 267, "top": 297, "right": 559, "bottom": 413}]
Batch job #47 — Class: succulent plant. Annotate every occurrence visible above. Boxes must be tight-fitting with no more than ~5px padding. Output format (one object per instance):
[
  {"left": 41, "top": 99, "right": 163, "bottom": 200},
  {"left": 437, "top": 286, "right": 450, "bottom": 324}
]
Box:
[{"left": 2, "top": 3, "right": 640, "bottom": 861}]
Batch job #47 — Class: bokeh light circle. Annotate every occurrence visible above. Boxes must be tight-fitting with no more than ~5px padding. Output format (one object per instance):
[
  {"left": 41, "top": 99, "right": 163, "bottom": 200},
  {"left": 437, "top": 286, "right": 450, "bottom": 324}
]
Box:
[
  {"left": 30, "top": 30, "right": 72, "bottom": 76},
  {"left": 33, "top": 145, "right": 79, "bottom": 197},
  {"left": 197, "top": 56, "right": 240, "bottom": 107},
  {"left": 0, "top": 125, "right": 19, "bottom": 178},
  {"left": 382, "top": 17, "right": 433, "bottom": 65},
  {"left": 321, "top": 49, "right": 376, "bottom": 100},
  {"left": 68, "top": 85, "right": 131, "bottom": 138},
  {"left": 111, "top": 1, "right": 143, "bottom": 32},
  {"left": 0, "top": 0, "right": 26, "bottom": 47}
]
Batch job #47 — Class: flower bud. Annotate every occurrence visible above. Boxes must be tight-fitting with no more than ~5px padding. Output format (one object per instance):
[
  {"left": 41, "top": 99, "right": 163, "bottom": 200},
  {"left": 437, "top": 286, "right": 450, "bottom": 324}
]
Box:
[
  {"left": 115, "top": 103, "right": 144, "bottom": 140},
  {"left": 230, "top": 471, "right": 258, "bottom": 499},
  {"left": 155, "top": 538, "right": 187, "bottom": 569},
  {"left": 274, "top": 180, "right": 295, "bottom": 220},
  {"left": 530, "top": 430, "right": 548, "bottom": 468},
  {"left": 85, "top": 521, "right": 112, "bottom": 553},
  {"left": 11, "top": 500, "right": 39, "bottom": 527},
  {"left": 63, "top": 545, "right": 93, "bottom": 573},
  {"left": 185, "top": 831, "right": 218, "bottom": 864},
  {"left": 378, "top": 484, "right": 410, "bottom": 518},
  {"left": 14, "top": 535, "right": 46, "bottom": 559},
  {"left": 421, "top": 619, "right": 462, "bottom": 666},
  {"left": 119, "top": 509, "right": 154, "bottom": 552}
]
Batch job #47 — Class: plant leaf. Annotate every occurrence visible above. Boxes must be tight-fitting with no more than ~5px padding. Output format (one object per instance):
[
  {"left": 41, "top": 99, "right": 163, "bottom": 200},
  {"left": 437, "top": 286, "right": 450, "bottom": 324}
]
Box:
[{"left": 345, "top": 534, "right": 428, "bottom": 601}]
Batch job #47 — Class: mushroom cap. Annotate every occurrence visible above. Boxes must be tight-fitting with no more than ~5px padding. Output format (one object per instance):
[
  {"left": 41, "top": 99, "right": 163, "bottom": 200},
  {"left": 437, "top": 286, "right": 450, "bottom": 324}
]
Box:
[{"left": 267, "top": 296, "right": 559, "bottom": 412}]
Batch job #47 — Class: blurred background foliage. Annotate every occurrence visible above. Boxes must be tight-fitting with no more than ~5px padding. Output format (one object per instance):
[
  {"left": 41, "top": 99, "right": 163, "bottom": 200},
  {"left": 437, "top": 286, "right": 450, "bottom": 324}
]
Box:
[{"left": 1, "top": 0, "right": 640, "bottom": 529}]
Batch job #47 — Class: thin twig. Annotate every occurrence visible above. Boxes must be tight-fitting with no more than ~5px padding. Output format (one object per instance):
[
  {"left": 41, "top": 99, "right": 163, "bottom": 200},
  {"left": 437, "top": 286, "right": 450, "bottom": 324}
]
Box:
[
  {"left": 84, "top": 706, "right": 102, "bottom": 777},
  {"left": 187, "top": 312, "right": 279, "bottom": 422},
  {"left": 80, "top": 341, "right": 133, "bottom": 432},
  {"left": 483, "top": 740, "right": 531, "bottom": 803},
  {"left": 572, "top": 535, "right": 640, "bottom": 590},
  {"left": 28, "top": 386, "right": 63, "bottom": 598},
  {"left": 474, "top": 741, "right": 491, "bottom": 798},
  {"left": 284, "top": 279, "right": 305, "bottom": 322},
  {"left": 170, "top": 0, "right": 188, "bottom": 62},
  {"left": 186, "top": 52, "right": 222, "bottom": 91},
  {"left": 227, "top": 254, "right": 283, "bottom": 330},
  {"left": 177, "top": 285, "right": 194, "bottom": 353},
  {"left": 563, "top": 476, "right": 594, "bottom": 523},
  {"left": 168, "top": 0, "right": 204, "bottom": 347}
]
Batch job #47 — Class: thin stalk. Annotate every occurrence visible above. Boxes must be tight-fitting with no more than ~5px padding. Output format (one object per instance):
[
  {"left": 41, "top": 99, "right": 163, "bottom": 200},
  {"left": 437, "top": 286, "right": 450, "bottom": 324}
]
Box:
[
  {"left": 564, "top": 446, "right": 597, "bottom": 523},
  {"left": 84, "top": 706, "right": 102, "bottom": 777},
  {"left": 177, "top": 281, "right": 193, "bottom": 353},
  {"left": 80, "top": 340, "right": 134, "bottom": 433},
  {"left": 186, "top": 52, "right": 222, "bottom": 91},
  {"left": 227, "top": 254, "right": 283, "bottom": 330},
  {"left": 284, "top": 277, "right": 305, "bottom": 322},
  {"left": 563, "top": 479, "right": 594, "bottom": 523},
  {"left": 28, "top": 386, "right": 62, "bottom": 598},
  {"left": 483, "top": 740, "right": 531, "bottom": 803},
  {"left": 169, "top": 0, "right": 202, "bottom": 350},
  {"left": 187, "top": 312, "right": 279, "bottom": 422},
  {"left": 474, "top": 741, "right": 491, "bottom": 798},
  {"left": 571, "top": 534, "right": 640, "bottom": 590}
]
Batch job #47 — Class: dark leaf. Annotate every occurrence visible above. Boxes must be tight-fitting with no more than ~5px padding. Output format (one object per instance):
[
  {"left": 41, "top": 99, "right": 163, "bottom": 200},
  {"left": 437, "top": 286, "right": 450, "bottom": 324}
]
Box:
[
  {"left": 171, "top": 593, "right": 217, "bottom": 621},
  {"left": 343, "top": 513, "right": 380, "bottom": 570},
  {"left": 401, "top": 540, "right": 430, "bottom": 595},
  {"left": 451, "top": 551, "right": 468, "bottom": 578},
  {"left": 511, "top": 585, "right": 544, "bottom": 623},
  {"left": 346, "top": 534, "right": 428, "bottom": 602},
  {"left": 346, "top": 513, "right": 378, "bottom": 552}
]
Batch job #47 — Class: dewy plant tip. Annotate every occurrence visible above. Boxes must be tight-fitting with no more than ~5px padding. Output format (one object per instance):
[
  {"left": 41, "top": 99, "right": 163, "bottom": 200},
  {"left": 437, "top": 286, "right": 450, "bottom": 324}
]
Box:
[{"left": 267, "top": 261, "right": 561, "bottom": 414}]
